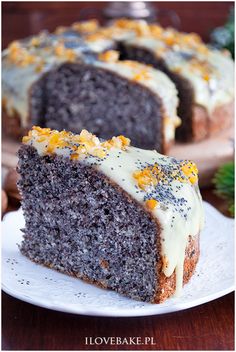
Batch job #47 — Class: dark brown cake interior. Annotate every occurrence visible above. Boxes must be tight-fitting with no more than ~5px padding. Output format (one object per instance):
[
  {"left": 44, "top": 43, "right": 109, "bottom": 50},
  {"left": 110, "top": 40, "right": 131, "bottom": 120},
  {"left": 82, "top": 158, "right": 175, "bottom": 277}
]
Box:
[
  {"left": 119, "top": 43, "right": 195, "bottom": 141},
  {"left": 30, "top": 62, "right": 164, "bottom": 151},
  {"left": 17, "top": 145, "right": 160, "bottom": 302}
]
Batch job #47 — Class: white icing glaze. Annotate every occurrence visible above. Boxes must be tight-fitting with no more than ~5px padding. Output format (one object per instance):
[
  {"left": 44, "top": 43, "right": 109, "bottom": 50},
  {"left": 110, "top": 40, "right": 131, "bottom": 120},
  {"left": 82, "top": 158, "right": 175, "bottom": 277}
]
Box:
[
  {"left": 85, "top": 27, "right": 135, "bottom": 52},
  {"left": 2, "top": 55, "right": 48, "bottom": 126},
  {"left": 2, "top": 44, "right": 81, "bottom": 126},
  {"left": 25, "top": 131, "right": 204, "bottom": 296},
  {"left": 124, "top": 36, "right": 234, "bottom": 112},
  {"left": 85, "top": 38, "right": 114, "bottom": 53}
]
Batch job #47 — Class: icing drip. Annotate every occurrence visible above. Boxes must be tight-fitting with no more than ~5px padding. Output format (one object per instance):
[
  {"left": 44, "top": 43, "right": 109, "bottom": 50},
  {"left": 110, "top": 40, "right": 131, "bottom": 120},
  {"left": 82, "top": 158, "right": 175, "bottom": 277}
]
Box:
[{"left": 22, "top": 127, "right": 205, "bottom": 295}]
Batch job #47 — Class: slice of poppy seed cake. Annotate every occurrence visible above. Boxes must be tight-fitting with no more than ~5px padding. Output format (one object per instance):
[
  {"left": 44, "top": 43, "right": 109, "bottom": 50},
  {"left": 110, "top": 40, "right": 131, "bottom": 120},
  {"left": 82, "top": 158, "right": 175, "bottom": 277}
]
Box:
[{"left": 17, "top": 126, "right": 204, "bottom": 303}]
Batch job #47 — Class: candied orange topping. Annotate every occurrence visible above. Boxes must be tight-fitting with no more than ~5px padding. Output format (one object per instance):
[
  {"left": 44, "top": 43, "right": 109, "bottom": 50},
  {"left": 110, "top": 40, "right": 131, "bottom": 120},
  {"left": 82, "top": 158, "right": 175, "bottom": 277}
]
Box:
[
  {"left": 55, "top": 20, "right": 99, "bottom": 35},
  {"left": 149, "top": 24, "right": 163, "bottom": 37},
  {"left": 202, "top": 73, "right": 210, "bottom": 81},
  {"left": 133, "top": 69, "right": 151, "bottom": 82},
  {"left": 113, "top": 18, "right": 150, "bottom": 36},
  {"left": 173, "top": 57, "right": 212, "bottom": 80},
  {"left": 22, "top": 135, "right": 31, "bottom": 143},
  {"left": 8, "top": 41, "right": 37, "bottom": 67},
  {"left": 133, "top": 159, "right": 198, "bottom": 191},
  {"left": 164, "top": 33, "right": 177, "bottom": 46},
  {"left": 54, "top": 26, "right": 68, "bottom": 35},
  {"left": 168, "top": 160, "right": 198, "bottom": 185},
  {"left": 117, "top": 135, "right": 130, "bottom": 147},
  {"left": 189, "top": 58, "right": 213, "bottom": 79},
  {"left": 30, "top": 37, "right": 41, "bottom": 47},
  {"left": 71, "top": 19, "right": 99, "bottom": 33},
  {"left": 85, "top": 32, "right": 107, "bottom": 42},
  {"left": 101, "top": 135, "right": 130, "bottom": 151},
  {"left": 8, "top": 41, "right": 21, "bottom": 51},
  {"left": 112, "top": 19, "right": 208, "bottom": 53},
  {"left": 86, "top": 24, "right": 148, "bottom": 42},
  {"left": 180, "top": 161, "right": 198, "bottom": 184},
  {"left": 85, "top": 19, "right": 151, "bottom": 41},
  {"left": 145, "top": 199, "right": 159, "bottom": 210},
  {"left": 35, "top": 60, "right": 45, "bottom": 73},
  {"left": 54, "top": 44, "right": 76, "bottom": 62},
  {"left": 133, "top": 166, "right": 160, "bottom": 190},
  {"left": 164, "top": 116, "right": 181, "bottom": 128},
  {"left": 70, "top": 153, "right": 79, "bottom": 160},
  {"left": 86, "top": 26, "right": 123, "bottom": 40},
  {"left": 98, "top": 50, "right": 119, "bottom": 63},
  {"left": 22, "top": 126, "right": 131, "bottom": 159}
]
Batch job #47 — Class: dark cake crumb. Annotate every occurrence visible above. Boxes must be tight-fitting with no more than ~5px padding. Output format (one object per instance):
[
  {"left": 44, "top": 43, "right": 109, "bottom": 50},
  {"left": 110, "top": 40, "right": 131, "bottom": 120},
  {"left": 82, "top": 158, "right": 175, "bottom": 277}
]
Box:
[
  {"left": 30, "top": 63, "right": 165, "bottom": 151},
  {"left": 17, "top": 145, "right": 161, "bottom": 303}
]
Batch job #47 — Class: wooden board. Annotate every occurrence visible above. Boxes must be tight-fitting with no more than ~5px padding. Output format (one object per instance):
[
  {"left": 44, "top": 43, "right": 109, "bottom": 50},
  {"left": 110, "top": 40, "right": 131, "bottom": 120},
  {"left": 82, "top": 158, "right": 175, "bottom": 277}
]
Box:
[{"left": 2, "top": 127, "right": 234, "bottom": 187}]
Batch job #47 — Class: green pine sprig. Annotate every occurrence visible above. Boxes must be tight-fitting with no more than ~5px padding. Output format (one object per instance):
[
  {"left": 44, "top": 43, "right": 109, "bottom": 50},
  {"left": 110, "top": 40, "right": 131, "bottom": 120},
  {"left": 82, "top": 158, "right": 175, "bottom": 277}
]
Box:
[
  {"left": 210, "top": 7, "right": 234, "bottom": 58},
  {"left": 213, "top": 161, "right": 235, "bottom": 216}
]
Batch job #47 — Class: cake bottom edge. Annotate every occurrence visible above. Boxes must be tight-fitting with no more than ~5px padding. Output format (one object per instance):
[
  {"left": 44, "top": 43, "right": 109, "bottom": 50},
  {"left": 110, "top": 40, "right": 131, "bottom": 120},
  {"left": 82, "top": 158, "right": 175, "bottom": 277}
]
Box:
[{"left": 19, "top": 233, "right": 200, "bottom": 304}]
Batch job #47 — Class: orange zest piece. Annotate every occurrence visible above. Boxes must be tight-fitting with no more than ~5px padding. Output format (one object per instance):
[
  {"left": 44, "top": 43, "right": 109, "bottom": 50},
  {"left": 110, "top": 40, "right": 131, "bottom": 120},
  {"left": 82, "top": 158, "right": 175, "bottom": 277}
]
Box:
[
  {"left": 71, "top": 19, "right": 99, "bottom": 33},
  {"left": 54, "top": 44, "right": 76, "bottom": 62},
  {"left": 145, "top": 199, "right": 159, "bottom": 210},
  {"left": 8, "top": 41, "right": 37, "bottom": 67},
  {"left": 133, "top": 167, "right": 159, "bottom": 190},
  {"left": 180, "top": 161, "right": 198, "bottom": 184},
  {"left": 133, "top": 69, "right": 151, "bottom": 81},
  {"left": 22, "top": 126, "right": 131, "bottom": 159},
  {"left": 98, "top": 50, "right": 119, "bottom": 62}
]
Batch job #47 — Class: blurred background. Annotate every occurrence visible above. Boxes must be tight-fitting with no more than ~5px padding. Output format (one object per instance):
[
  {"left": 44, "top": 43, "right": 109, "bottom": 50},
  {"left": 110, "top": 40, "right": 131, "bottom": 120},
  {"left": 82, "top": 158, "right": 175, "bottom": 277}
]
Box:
[{"left": 2, "top": 1, "right": 234, "bottom": 49}]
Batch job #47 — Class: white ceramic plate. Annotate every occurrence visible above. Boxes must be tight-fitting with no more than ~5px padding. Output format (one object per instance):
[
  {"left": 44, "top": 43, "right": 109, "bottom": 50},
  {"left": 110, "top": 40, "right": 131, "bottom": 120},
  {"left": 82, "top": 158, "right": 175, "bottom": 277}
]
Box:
[{"left": 2, "top": 202, "right": 234, "bottom": 317}]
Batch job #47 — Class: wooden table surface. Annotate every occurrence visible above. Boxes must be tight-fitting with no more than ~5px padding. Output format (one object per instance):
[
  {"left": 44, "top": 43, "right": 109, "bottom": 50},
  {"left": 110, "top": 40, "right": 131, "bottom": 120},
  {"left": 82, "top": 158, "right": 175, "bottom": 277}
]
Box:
[{"left": 2, "top": 189, "right": 234, "bottom": 351}]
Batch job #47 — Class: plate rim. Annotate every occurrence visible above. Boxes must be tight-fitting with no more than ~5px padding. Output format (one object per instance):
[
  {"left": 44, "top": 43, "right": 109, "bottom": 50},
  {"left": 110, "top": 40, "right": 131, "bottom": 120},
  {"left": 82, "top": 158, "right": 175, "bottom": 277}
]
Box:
[{"left": 2, "top": 281, "right": 235, "bottom": 317}]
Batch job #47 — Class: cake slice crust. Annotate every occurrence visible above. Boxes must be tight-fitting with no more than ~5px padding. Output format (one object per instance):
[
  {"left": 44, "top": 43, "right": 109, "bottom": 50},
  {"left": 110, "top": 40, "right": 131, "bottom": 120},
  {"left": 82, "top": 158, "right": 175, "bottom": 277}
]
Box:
[{"left": 17, "top": 127, "right": 204, "bottom": 303}]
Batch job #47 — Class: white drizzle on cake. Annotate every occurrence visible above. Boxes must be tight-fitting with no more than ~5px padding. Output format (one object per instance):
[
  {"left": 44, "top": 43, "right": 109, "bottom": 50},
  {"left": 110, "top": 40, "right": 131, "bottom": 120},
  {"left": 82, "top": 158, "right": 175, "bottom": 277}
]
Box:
[
  {"left": 124, "top": 36, "right": 234, "bottom": 113},
  {"left": 85, "top": 18, "right": 234, "bottom": 113},
  {"left": 22, "top": 126, "right": 204, "bottom": 295}
]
